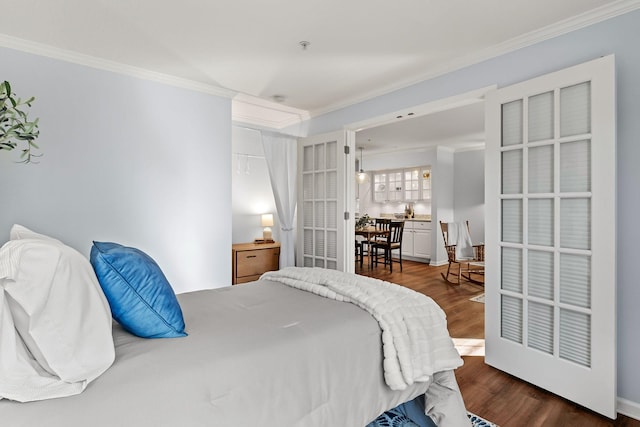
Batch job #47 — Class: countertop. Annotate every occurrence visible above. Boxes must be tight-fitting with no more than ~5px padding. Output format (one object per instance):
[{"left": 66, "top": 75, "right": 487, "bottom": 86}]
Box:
[{"left": 376, "top": 214, "right": 431, "bottom": 222}]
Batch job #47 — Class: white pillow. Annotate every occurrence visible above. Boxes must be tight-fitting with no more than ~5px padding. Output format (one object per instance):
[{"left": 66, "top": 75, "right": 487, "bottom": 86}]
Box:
[
  {"left": 9, "top": 224, "right": 62, "bottom": 243},
  {"left": 0, "top": 231, "right": 115, "bottom": 402}
]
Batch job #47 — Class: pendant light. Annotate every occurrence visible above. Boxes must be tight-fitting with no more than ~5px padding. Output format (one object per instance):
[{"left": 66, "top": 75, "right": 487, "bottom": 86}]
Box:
[{"left": 357, "top": 147, "right": 369, "bottom": 183}]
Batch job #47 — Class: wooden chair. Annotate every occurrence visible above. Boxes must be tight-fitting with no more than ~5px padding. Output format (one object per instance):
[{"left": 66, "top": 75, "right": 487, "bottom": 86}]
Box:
[
  {"left": 360, "top": 218, "right": 390, "bottom": 259},
  {"left": 372, "top": 220, "right": 405, "bottom": 272},
  {"left": 440, "top": 221, "right": 484, "bottom": 285},
  {"left": 355, "top": 237, "right": 365, "bottom": 268},
  {"left": 373, "top": 218, "right": 391, "bottom": 240}
]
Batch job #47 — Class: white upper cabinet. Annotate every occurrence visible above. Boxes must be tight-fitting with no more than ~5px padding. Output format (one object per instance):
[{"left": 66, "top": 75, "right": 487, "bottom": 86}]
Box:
[
  {"left": 387, "top": 171, "right": 403, "bottom": 201},
  {"left": 404, "top": 169, "right": 420, "bottom": 201},
  {"left": 420, "top": 167, "right": 432, "bottom": 200},
  {"left": 372, "top": 166, "right": 431, "bottom": 203},
  {"left": 373, "top": 172, "right": 387, "bottom": 202}
]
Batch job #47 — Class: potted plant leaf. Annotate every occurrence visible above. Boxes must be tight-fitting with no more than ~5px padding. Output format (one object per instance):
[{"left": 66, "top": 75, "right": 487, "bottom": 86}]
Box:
[
  {"left": 355, "top": 214, "right": 371, "bottom": 231},
  {"left": 0, "top": 80, "right": 40, "bottom": 163}
]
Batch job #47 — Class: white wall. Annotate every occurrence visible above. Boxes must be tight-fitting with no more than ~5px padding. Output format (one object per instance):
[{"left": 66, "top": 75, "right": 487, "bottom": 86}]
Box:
[
  {"left": 0, "top": 46, "right": 232, "bottom": 293},
  {"left": 431, "top": 147, "right": 454, "bottom": 265},
  {"left": 231, "top": 126, "right": 278, "bottom": 243},
  {"left": 454, "top": 149, "right": 485, "bottom": 245},
  {"left": 306, "top": 9, "right": 640, "bottom": 408}
]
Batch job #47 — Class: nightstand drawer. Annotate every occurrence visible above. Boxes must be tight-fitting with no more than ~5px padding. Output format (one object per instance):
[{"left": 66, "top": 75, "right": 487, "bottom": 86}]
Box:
[
  {"left": 232, "top": 242, "right": 281, "bottom": 285},
  {"left": 236, "top": 247, "right": 280, "bottom": 277}
]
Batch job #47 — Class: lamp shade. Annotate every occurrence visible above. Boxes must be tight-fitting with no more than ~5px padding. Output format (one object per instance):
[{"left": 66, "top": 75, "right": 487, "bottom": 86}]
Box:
[{"left": 261, "top": 214, "right": 274, "bottom": 227}]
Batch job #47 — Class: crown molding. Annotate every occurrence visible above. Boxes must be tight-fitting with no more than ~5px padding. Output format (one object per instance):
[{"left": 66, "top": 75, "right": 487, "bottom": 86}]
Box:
[
  {"left": 309, "top": 0, "right": 640, "bottom": 117},
  {"left": 2, "top": 1, "right": 637, "bottom": 115},
  {"left": 0, "top": 33, "right": 310, "bottom": 130},
  {"left": 232, "top": 93, "right": 310, "bottom": 130},
  {"left": 0, "top": 33, "right": 236, "bottom": 98}
]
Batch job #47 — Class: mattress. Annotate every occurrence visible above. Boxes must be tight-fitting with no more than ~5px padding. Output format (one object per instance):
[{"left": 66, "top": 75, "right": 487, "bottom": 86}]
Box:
[{"left": 0, "top": 280, "right": 438, "bottom": 426}]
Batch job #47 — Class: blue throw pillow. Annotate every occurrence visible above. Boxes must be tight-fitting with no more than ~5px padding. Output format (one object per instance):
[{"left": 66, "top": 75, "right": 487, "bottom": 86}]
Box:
[{"left": 90, "top": 241, "right": 187, "bottom": 338}]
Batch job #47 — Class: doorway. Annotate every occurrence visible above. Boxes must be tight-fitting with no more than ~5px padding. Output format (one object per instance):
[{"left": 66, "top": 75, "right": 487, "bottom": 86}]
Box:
[{"left": 347, "top": 87, "right": 491, "bottom": 272}]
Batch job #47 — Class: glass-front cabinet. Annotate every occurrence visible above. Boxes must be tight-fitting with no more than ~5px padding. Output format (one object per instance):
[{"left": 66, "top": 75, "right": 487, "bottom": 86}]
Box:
[
  {"left": 372, "top": 166, "right": 431, "bottom": 203},
  {"left": 373, "top": 172, "right": 387, "bottom": 202},
  {"left": 404, "top": 169, "right": 420, "bottom": 201},
  {"left": 387, "top": 171, "right": 403, "bottom": 201},
  {"left": 420, "top": 167, "right": 431, "bottom": 200}
]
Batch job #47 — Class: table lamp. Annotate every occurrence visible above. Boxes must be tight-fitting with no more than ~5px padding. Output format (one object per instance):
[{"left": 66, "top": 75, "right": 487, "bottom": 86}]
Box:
[{"left": 261, "top": 214, "right": 274, "bottom": 241}]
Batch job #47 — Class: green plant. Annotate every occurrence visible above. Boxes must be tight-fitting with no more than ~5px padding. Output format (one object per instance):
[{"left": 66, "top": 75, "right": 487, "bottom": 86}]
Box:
[
  {"left": 0, "top": 80, "right": 40, "bottom": 163},
  {"left": 355, "top": 214, "right": 371, "bottom": 230}
]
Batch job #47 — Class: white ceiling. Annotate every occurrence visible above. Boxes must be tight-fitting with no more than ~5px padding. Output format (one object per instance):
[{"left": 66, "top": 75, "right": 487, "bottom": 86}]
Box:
[
  {"left": 356, "top": 101, "right": 486, "bottom": 154},
  {"left": 0, "top": 0, "right": 633, "bottom": 118},
  {"left": 1, "top": 1, "right": 636, "bottom": 153}
]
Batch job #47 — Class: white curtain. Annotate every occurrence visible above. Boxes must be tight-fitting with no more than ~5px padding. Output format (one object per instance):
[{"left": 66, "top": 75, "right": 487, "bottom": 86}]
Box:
[{"left": 261, "top": 132, "right": 297, "bottom": 267}]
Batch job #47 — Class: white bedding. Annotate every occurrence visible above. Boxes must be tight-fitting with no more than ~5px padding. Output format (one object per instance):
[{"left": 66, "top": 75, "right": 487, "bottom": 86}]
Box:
[
  {"left": 0, "top": 272, "right": 469, "bottom": 426},
  {"left": 261, "top": 267, "right": 463, "bottom": 391},
  {"left": 0, "top": 280, "right": 438, "bottom": 426}
]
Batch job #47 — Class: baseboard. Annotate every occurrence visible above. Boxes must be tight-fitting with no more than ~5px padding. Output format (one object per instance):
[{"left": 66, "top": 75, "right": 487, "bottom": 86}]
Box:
[
  {"left": 618, "top": 397, "right": 640, "bottom": 421},
  {"left": 429, "top": 260, "right": 449, "bottom": 267},
  {"left": 400, "top": 255, "right": 430, "bottom": 263}
]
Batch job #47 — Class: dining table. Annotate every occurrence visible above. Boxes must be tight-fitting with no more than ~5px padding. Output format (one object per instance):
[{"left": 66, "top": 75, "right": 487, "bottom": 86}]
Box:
[{"left": 355, "top": 226, "right": 390, "bottom": 268}]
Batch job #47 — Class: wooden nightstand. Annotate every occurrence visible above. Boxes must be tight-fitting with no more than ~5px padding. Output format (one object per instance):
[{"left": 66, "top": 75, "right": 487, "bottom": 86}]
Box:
[{"left": 232, "top": 242, "right": 281, "bottom": 285}]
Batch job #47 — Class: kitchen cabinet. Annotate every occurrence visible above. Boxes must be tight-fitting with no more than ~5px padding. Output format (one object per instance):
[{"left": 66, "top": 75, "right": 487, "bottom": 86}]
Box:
[
  {"left": 420, "top": 167, "right": 432, "bottom": 200},
  {"left": 401, "top": 220, "right": 431, "bottom": 261},
  {"left": 373, "top": 172, "right": 387, "bottom": 202},
  {"left": 404, "top": 169, "right": 420, "bottom": 201},
  {"left": 373, "top": 170, "right": 403, "bottom": 202},
  {"left": 387, "top": 171, "right": 403, "bottom": 201},
  {"left": 371, "top": 166, "right": 431, "bottom": 203}
]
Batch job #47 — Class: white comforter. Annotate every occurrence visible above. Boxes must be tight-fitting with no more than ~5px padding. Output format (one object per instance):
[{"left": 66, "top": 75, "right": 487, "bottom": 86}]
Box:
[{"left": 261, "top": 267, "right": 463, "bottom": 391}]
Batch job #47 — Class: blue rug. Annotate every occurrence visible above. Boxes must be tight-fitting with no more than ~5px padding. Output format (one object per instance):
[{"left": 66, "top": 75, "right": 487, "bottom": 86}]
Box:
[
  {"left": 468, "top": 411, "right": 498, "bottom": 427},
  {"left": 367, "top": 408, "right": 497, "bottom": 427},
  {"left": 367, "top": 394, "right": 497, "bottom": 427}
]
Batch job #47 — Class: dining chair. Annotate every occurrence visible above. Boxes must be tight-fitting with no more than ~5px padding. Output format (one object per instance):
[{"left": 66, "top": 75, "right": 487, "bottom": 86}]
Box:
[
  {"left": 370, "top": 218, "right": 391, "bottom": 246},
  {"left": 357, "top": 218, "right": 387, "bottom": 260},
  {"left": 375, "top": 218, "right": 392, "bottom": 229},
  {"left": 372, "top": 220, "right": 404, "bottom": 272},
  {"left": 355, "top": 236, "right": 366, "bottom": 268}
]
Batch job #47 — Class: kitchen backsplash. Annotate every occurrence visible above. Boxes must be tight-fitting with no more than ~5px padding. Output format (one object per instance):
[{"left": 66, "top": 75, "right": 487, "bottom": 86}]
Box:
[{"left": 357, "top": 200, "right": 431, "bottom": 220}]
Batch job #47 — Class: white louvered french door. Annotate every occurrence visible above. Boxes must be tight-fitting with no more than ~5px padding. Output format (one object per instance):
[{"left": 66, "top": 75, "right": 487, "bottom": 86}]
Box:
[
  {"left": 297, "top": 131, "right": 352, "bottom": 271},
  {"left": 485, "top": 56, "right": 616, "bottom": 417}
]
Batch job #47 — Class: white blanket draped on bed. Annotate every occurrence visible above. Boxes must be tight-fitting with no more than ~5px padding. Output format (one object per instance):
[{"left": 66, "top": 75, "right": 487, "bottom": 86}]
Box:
[{"left": 261, "top": 267, "right": 463, "bottom": 391}]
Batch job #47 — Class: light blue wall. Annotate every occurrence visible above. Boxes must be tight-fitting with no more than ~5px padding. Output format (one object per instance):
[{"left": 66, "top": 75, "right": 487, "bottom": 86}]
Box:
[
  {"left": 307, "top": 10, "right": 640, "bottom": 405},
  {"left": 0, "top": 46, "right": 233, "bottom": 293}
]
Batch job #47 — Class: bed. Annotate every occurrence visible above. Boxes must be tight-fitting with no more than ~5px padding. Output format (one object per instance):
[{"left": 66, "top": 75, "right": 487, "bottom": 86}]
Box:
[{"left": 0, "top": 227, "right": 469, "bottom": 427}]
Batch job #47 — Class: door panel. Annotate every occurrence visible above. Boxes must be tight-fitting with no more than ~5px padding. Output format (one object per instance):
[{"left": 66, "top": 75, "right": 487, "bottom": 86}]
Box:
[
  {"left": 485, "top": 56, "right": 616, "bottom": 417},
  {"left": 298, "top": 131, "right": 352, "bottom": 271}
]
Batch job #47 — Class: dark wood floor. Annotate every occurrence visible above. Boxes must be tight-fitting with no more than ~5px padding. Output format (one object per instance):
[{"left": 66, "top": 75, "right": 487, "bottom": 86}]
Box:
[{"left": 355, "top": 257, "right": 639, "bottom": 427}]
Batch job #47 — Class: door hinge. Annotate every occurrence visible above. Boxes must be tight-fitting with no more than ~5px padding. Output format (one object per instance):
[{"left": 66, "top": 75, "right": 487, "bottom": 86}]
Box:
[
  {"left": 344, "top": 212, "right": 350, "bottom": 220},
  {"left": 344, "top": 145, "right": 350, "bottom": 155}
]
